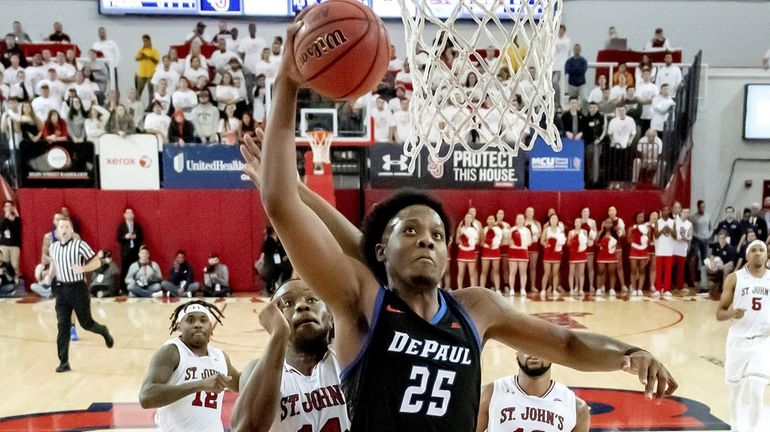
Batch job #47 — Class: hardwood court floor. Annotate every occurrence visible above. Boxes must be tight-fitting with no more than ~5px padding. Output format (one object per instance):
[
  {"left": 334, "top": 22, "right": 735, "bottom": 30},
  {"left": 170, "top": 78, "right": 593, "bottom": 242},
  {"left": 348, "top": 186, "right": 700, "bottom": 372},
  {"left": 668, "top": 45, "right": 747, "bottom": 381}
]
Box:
[{"left": 0, "top": 292, "right": 766, "bottom": 431}]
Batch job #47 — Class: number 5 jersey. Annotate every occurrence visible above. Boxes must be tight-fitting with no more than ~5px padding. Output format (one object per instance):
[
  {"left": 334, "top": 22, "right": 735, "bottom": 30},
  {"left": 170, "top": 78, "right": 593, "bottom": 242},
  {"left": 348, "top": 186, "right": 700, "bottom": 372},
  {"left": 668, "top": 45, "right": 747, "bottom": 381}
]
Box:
[{"left": 341, "top": 286, "right": 481, "bottom": 432}]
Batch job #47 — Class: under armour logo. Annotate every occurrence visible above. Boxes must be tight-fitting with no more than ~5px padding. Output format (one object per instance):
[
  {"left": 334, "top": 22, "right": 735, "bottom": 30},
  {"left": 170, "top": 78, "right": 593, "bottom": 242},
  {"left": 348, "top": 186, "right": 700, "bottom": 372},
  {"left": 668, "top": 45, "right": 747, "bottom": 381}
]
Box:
[{"left": 382, "top": 154, "right": 408, "bottom": 172}]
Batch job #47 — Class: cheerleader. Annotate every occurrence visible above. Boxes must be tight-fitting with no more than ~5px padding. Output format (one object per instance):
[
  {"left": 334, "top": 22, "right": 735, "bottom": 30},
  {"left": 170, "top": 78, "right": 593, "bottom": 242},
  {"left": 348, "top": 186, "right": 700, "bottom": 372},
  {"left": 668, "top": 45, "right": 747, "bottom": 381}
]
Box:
[
  {"left": 480, "top": 215, "right": 503, "bottom": 292},
  {"left": 506, "top": 214, "right": 532, "bottom": 297},
  {"left": 524, "top": 207, "right": 542, "bottom": 292},
  {"left": 647, "top": 211, "right": 659, "bottom": 297},
  {"left": 540, "top": 213, "right": 566, "bottom": 298},
  {"left": 608, "top": 206, "right": 628, "bottom": 294},
  {"left": 596, "top": 218, "right": 619, "bottom": 296},
  {"left": 495, "top": 209, "right": 511, "bottom": 293},
  {"left": 628, "top": 211, "right": 651, "bottom": 297},
  {"left": 456, "top": 213, "right": 479, "bottom": 289},
  {"left": 567, "top": 218, "right": 589, "bottom": 297},
  {"left": 468, "top": 206, "right": 483, "bottom": 259},
  {"left": 580, "top": 207, "right": 598, "bottom": 293}
]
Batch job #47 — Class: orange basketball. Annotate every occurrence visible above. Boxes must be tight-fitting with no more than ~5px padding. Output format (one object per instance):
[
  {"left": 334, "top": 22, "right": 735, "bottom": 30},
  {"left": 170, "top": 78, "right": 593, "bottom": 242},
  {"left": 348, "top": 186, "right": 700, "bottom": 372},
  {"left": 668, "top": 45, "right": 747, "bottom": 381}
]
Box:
[{"left": 293, "top": 0, "right": 391, "bottom": 100}]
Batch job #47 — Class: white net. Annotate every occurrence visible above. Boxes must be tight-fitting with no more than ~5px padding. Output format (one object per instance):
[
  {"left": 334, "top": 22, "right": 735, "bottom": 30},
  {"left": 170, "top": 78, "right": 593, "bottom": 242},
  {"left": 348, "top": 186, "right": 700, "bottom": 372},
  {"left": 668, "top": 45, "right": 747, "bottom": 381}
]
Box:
[
  {"left": 305, "top": 130, "right": 333, "bottom": 175},
  {"left": 398, "top": 0, "right": 563, "bottom": 168}
]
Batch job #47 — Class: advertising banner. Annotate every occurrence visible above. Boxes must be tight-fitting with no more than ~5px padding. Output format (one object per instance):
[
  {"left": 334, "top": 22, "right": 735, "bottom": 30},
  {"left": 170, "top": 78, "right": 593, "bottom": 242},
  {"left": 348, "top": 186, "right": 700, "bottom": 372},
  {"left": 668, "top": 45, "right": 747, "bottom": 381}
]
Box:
[
  {"left": 18, "top": 140, "right": 96, "bottom": 188},
  {"left": 528, "top": 137, "right": 585, "bottom": 191},
  {"left": 162, "top": 144, "right": 250, "bottom": 189},
  {"left": 369, "top": 142, "right": 526, "bottom": 189},
  {"left": 99, "top": 134, "right": 160, "bottom": 190}
]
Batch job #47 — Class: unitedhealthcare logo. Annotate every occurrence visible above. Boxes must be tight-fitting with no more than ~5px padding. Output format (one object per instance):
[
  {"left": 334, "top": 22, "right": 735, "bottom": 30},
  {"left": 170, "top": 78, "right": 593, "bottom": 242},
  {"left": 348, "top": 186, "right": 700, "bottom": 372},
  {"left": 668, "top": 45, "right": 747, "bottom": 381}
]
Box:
[{"left": 173, "top": 153, "right": 246, "bottom": 174}]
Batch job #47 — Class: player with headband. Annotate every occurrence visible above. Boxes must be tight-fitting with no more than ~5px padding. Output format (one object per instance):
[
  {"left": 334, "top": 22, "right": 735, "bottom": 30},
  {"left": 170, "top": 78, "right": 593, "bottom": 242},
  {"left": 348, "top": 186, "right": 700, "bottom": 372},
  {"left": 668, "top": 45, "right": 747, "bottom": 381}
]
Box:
[
  {"left": 139, "top": 301, "right": 240, "bottom": 432},
  {"left": 718, "top": 239, "right": 770, "bottom": 432}
]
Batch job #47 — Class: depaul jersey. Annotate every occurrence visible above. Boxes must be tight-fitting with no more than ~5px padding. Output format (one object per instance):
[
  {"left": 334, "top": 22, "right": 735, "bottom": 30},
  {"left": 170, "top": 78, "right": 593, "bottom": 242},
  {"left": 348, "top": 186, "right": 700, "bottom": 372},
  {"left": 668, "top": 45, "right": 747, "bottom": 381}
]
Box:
[
  {"left": 487, "top": 376, "right": 577, "bottom": 432},
  {"left": 271, "top": 350, "right": 350, "bottom": 432},
  {"left": 341, "top": 286, "right": 481, "bottom": 432},
  {"left": 155, "top": 338, "right": 229, "bottom": 432},
  {"left": 729, "top": 267, "right": 770, "bottom": 340}
]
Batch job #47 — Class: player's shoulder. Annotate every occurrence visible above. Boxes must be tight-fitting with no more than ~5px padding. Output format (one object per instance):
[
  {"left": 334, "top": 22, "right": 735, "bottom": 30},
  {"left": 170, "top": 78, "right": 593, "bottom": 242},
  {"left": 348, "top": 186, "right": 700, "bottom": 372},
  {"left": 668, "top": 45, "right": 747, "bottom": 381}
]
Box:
[{"left": 154, "top": 340, "right": 182, "bottom": 368}]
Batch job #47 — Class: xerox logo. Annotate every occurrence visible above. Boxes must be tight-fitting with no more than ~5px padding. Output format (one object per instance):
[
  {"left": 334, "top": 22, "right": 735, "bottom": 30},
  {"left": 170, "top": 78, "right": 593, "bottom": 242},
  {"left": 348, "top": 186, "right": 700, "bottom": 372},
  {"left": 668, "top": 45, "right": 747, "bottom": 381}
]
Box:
[{"left": 105, "top": 156, "right": 152, "bottom": 168}]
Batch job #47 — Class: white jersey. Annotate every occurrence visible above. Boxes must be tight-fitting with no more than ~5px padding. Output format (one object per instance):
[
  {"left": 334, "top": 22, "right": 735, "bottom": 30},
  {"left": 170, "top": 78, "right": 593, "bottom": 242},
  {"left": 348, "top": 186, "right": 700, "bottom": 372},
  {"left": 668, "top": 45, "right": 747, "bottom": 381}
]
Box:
[
  {"left": 271, "top": 350, "right": 350, "bottom": 432},
  {"left": 155, "top": 338, "right": 229, "bottom": 432},
  {"left": 488, "top": 376, "right": 577, "bottom": 432},
  {"left": 729, "top": 267, "right": 770, "bottom": 341}
]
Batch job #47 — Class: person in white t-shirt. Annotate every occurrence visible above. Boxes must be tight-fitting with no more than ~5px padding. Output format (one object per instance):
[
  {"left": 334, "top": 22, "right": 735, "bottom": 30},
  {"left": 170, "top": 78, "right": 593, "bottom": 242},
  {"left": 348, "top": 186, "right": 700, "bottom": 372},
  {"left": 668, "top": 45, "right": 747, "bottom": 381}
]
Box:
[
  {"left": 587, "top": 74, "right": 608, "bottom": 105},
  {"left": 388, "top": 85, "right": 407, "bottom": 112},
  {"left": 633, "top": 128, "right": 663, "bottom": 184},
  {"left": 392, "top": 98, "right": 412, "bottom": 144},
  {"left": 372, "top": 97, "right": 395, "bottom": 143},
  {"left": 553, "top": 24, "right": 572, "bottom": 106},
  {"left": 644, "top": 28, "right": 672, "bottom": 51},
  {"left": 54, "top": 52, "right": 76, "bottom": 84},
  {"left": 654, "top": 206, "right": 678, "bottom": 298},
  {"left": 394, "top": 60, "right": 412, "bottom": 95},
  {"left": 606, "top": 106, "right": 636, "bottom": 184},
  {"left": 655, "top": 53, "right": 682, "bottom": 92},
  {"left": 168, "top": 48, "right": 186, "bottom": 76},
  {"left": 183, "top": 56, "right": 209, "bottom": 89},
  {"left": 2, "top": 54, "right": 22, "bottom": 86},
  {"left": 144, "top": 101, "right": 171, "bottom": 144},
  {"left": 210, "top": 38, "right": 238, "bottom": 73},
  {"left": 139, "top": 301, "right": 239, "bottom": 432},
  {"left": 253, "top": 47, "right": 278, "bottom": 80},
  {"left": 151, "top": 56, "right": 181, "bottom": 95},
  {"left": 269, "top": 37, "right": 283, "bottom": 63},
  {"left": 239, "top": 23, "right": 266, "bottom": 75},
  {"left": 32, "top": 84, "right": 60, "bottom": 120},
  {"left": 635, "top": 68, "right": 658, "bottom": 131},
  {"left": 37, "top": 68, "right": 67, "bottom": 101},
  {"left": 153, "top": 78, "right": 172, "bottom": 114},
  {"left": 172, "top": 77, "right": 198, "bottom": 119},
  {"left": 67, "top": 70, "right": 98, "bottom": 111},
  {"left": 673, "top": 207, "right": 693, "bottom": 293},
  {"left": 92, "top": 27, "right": 122, "bottom": 68},
  {"left": 651, "top": 83, "right": 675, "bottom": 134},
  {"left": 608, "top": 73, "right": 628, "bottom": 105},
  {"left": 185, "top": 41, "right": 210, "bottom": 72}
]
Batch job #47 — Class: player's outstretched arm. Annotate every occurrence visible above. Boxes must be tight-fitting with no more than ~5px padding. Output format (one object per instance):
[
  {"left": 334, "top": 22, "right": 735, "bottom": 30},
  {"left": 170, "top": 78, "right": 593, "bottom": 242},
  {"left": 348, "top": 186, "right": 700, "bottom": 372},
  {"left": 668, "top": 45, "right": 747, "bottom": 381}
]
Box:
[
  {"left": 454, "top": 288, "right": 678, "bottom": 399},
  {"left": 573, "top": 397, "right": 590, "bottom": 432},
  {"left": 231, "top": 298, "right": 289, "bottom": 432},
  {"left": 716, "top": 272, "right": 743, "bottom": 321},
  {"left": 242, "top": 127, "right": 363, "bottom": 263},
  {"left": 244, "top": 17, "right": 378, "bottom": 320},
  {"left": 474, "top": 383, "right": 493, "bottom": 432},
  {"left": 138, "top": 344, "right": 231, "bottom": 408}
]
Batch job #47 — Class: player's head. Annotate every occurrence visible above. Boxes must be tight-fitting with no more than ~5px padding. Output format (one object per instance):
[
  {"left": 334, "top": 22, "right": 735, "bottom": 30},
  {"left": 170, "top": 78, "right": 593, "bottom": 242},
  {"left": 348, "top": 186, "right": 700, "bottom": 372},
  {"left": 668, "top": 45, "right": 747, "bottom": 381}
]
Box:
[
  {"left": 169, "top": 301, "right": 224, "bottom": 348},
  {"left": 517, "top": 352, "right": 552, "bottom": 377},
  {"left": 745, "top": 239, "right": 767, "bottom": 268},
  {"left": 273, "top": 279, "right": 333, "bottom": 353},
  {"left": 361, "top": 189, "right": 452, "bottom": 290}
]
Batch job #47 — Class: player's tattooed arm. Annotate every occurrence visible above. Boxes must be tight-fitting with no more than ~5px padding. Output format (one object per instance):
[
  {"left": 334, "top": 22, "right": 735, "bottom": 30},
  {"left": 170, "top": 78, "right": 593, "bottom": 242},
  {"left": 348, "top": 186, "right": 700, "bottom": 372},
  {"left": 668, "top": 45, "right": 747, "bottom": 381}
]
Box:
[
  {"left": 231, "top": 297, "right": 290, "bottom": 432},
  {"left": 454, "top": 288, "right": 678, "bottom": 399}
]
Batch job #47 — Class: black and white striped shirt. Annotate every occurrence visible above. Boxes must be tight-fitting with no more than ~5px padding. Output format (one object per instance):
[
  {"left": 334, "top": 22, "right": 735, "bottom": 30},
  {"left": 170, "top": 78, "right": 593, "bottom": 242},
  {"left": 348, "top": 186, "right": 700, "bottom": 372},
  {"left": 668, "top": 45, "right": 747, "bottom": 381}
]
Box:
[{"left": 49, "top": 238, "right": 96, "bottom": 283}]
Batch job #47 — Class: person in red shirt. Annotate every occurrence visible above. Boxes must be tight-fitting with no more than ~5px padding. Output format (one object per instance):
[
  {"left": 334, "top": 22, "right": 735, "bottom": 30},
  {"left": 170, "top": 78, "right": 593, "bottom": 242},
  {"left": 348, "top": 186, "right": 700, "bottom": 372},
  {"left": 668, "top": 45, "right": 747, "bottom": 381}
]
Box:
[
  {"left": 596, "top": 218, "right": 619, "bottom": 296},
  {"left": 567, "top": 218, "right": 589, "bottom": 298},
  {"left": 42, "top": 110, "right": 69, "bottom": 142},
  {"left": 540, "top": 213, "right": 566, "bottom": 298},
  {"left": 506, "top": 214, "right": 531, "bottom": 297},
  {"left": 628, "top": 212, "right": 651, "bottom": 297}
]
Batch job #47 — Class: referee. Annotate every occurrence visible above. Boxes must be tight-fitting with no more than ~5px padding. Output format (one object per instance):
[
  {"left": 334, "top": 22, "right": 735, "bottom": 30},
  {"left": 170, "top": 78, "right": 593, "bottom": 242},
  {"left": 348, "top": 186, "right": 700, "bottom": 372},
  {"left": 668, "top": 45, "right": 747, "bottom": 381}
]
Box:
[{"left": 46, "top": 217, "right": 114, "bottom": 372}]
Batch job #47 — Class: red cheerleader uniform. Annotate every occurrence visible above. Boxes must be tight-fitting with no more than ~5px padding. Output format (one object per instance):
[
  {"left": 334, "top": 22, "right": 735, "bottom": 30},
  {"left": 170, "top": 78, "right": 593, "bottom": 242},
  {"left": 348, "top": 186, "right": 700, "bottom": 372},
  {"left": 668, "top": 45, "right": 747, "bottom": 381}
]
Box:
[
  {"left": 629, "top": 224, "right": 650, "bottom": 259},
  {"left": 542, "top": 228, "right": 563, "bottom": 263},
  {"left": 498, "top": 222, "right": 509, "bottom": 258},
  {"left": 507, "top": 227, "right": 530, "bottom": 262},
  {"left": 481, "top": 226, "right": 502, "bottom": 260},
  {"left": 596, "top": 235, "right": 618, "bottom": 263},
  {"left": 457, "top": 227, "right": 478, "bottom": 262},
  {"left": 581, "top": 220, "right": 597, "bottom": 256},
  {"left": 568, "top": 231, "right": 588, "bottom": 263}
]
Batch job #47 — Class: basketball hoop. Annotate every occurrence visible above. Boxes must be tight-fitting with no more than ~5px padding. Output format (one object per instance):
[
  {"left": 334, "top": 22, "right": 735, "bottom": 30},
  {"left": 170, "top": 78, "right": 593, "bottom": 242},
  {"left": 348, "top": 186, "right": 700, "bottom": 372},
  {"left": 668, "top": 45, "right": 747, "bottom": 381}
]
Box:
[
  {"left": 397, "top": 0, "right": 564, "bottom": 168},
  {"left": 304, "top": 130, "right": 333, "bottom": 175}
]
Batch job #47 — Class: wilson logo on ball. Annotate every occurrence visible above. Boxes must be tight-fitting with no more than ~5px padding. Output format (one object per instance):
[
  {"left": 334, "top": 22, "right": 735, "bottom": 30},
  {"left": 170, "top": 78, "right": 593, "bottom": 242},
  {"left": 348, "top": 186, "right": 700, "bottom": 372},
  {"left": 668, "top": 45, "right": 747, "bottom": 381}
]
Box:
[{"left": 298, "top": 30, "right": 350, "bottom": 66}]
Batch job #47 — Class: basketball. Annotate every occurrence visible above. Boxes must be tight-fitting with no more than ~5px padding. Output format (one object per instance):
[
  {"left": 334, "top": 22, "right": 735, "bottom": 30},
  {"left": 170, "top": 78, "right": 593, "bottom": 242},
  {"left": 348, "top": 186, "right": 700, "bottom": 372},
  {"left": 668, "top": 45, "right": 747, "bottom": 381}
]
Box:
[{"left": 293, "top": 0, "right": 391, "bottom": 100}]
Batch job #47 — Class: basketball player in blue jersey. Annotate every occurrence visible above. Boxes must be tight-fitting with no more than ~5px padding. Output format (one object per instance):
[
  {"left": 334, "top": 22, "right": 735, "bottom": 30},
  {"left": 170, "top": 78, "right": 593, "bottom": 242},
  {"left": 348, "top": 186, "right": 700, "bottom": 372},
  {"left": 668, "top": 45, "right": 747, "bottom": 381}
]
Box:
[
  {"left": 231, "top": 279, "right": 350, "bottom": 432},
  {"left": 476, "top": 352, "right": 590, "bottom": 432},
  {"left": 243, "top": 12, "right": 677, "bottom": 431},
  {"left": 139, "top": 301, "right": 240, "bottom": 432},
  {"left": 717, "top": 240, "right": 770, "bottom": 432}
]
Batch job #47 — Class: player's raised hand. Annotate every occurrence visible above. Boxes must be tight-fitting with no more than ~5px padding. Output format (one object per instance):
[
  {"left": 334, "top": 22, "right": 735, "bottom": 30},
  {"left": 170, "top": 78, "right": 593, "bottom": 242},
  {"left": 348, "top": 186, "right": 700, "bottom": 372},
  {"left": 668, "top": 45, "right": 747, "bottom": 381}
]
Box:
[
  {"left": 622, "top": 351, "right": 678, "bottom": 399},
  {"left": 240, "top": 130, "right": 264, "bottom": 189},
  {"left": 199, "top": 373, "right": 232, "bottom": 393},
  {"left": 277, "top": 13, "right": 309, "bottom": 87},
  {"left": 259, "top": 296, "right": 291, "bottom": 339}
]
